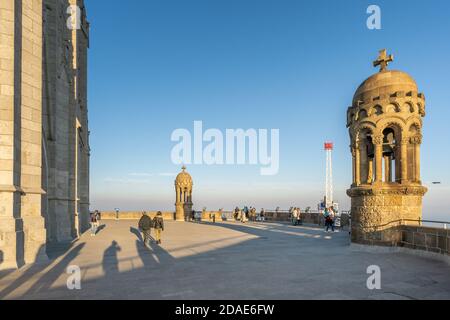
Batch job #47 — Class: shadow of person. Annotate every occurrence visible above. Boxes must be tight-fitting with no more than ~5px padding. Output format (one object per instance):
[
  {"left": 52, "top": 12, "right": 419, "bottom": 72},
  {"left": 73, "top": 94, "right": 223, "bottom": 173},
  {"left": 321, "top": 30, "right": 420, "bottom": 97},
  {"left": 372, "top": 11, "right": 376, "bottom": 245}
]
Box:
[
  {"left": 200, "top": 220, "right": 330, "bottom": 243},
  {"left": 0, "top": 250, "right": 10, "bottom": 279},
  {"left": 147, "top": 238, "right": 175, "bottom": 265},
  {"left": 0, "top": 243, "right": 85, "bottom": 299},
  {"left": 23, "top": 243, "right": 86, "bottom": 297},
  {"left": 102, "top": 241, "right": 121, "bottom": 278},
  {"left": 95, "top": 224, "right": 106, "bottom": 235},
  {"left": 135, "top": 240, "right": 157, "bottom": 267},
  {"left": 130, "top": 227, "right": 143, "bottom": 242}
]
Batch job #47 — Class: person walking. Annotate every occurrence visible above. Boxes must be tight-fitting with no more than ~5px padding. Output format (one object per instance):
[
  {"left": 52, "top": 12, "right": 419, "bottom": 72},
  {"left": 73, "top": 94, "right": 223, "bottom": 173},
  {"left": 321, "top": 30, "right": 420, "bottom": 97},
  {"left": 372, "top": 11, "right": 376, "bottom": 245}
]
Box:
[
  {"left": 96, "top": 210, "right": 102, "bottom": 221},
  {"left": 94, "top": 210, "right": 101, "bottom": 230},
  {"left": 325, "top": 207, "right": 335, "bottom": 232},
  {"left": 296, "top": 208, "right": 303, "bottom": 226},
  {"left": 240, "top": 208, "right": 247, "bottom": 223},
  {"left": 251, "top": 207, "right": 257, "bottom": 222},
  {"left": 291, "top": 207, "right": 298, "bottom": 226},
  {"left": 234, "top": 207, "right": 240, "bottom": 221},
  {"left": 329, "top": 207, "right": 336, "bottom": 232},
  {"left": 323, "top": 207, "right": 330, "bottom": 231},
  {"left": 153, "top": 211, "right": 165, "bottom": 245},
  {"left": 138, "top": 211, "right": 153, "bottom": 247},
  {"left": 260, "top": 208, "right": 265, "bottom": 222},
  {"left": 90, "top": 211, "right": 98, "bottom": 236}
]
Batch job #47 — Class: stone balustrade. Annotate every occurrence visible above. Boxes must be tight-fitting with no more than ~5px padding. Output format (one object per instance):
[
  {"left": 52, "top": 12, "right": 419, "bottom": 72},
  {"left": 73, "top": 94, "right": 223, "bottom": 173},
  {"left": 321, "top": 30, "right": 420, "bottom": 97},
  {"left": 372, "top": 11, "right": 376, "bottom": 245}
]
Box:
[
  {"left": 98, "top": 210, "right": 351, "bottom": 228},
  {"left": 400, "top": 225, "right": 449, "bottom": 255},
  {"left": 99, "top": 211, "right": 176, "bottom": 220},
  {"left": 357, "top": 223, "right": 450, "bottom": 257}
]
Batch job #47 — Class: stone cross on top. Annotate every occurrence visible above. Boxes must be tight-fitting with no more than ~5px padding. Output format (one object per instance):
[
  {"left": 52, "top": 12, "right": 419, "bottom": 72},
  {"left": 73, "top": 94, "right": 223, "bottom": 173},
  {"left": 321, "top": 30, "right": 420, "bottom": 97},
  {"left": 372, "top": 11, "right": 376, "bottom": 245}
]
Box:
[{"left": 373, "top": 49, "right": 394, "bottom": 72}]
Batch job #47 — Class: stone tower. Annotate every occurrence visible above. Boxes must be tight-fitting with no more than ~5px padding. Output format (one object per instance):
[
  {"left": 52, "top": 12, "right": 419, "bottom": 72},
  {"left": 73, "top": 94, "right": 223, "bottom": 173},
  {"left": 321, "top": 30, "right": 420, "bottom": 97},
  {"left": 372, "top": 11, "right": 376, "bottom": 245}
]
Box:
[
  {"left": 0, "top": 0, "right": 90, "bottom": 270},
  {"left": 42, "top": 0, "right": 90, "bottom": 243},
  {"left": 346, "top": 49, "right": 427, "bottom": 244},
  {"left": 0, "top": 0, "right": 47, "bottom": 269},
  {"left": 175, "top": 166, "right": 193, "bottom": 221}
]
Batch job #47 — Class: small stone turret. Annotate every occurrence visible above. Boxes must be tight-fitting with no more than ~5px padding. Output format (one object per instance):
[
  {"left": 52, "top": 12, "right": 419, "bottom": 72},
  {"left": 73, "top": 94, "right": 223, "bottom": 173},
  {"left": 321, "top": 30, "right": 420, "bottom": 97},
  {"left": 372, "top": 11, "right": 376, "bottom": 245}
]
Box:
[
  {"left": 175, "top": 166, "right": 193, "bottom": 221},
  {"left": 347, "top": 50, "right": 427, "bottom": 244}
]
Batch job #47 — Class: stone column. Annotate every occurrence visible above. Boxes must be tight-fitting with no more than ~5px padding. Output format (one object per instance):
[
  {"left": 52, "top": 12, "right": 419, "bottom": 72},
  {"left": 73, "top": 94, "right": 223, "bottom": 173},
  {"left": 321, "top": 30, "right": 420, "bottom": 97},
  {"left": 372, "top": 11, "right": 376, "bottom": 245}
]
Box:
[
  {"left": 354, "top": 145, "right": 361, "bottom": 185},
  {"left": 373, "top": 135, "right": 383, "bottom": 183},
  {"left": 384, "top": 155, "right": 391, "bottom": 183},
  {"left": 73, "top": 121, "right": 81, "bottom": 239},
  {"left": 413, "top": 136, "right": 421, "bottom": 183},
  {"left": 175, "top": 186, "right": 184, "bottom": 221},
  {"left": 20, "top": 0, "right": 47, "bottom": 264},
  {"left": 351, "top": 147, "right": 355, "bottom": 184},
  {"left": 394, "top": 145, "right": 400, "bottom": 183},
  {"left": 0, "top": 0, "right": 25, "bottom": 270},
  {"left": 359, "top": 143, "right": 367, "bottom": 183},
  {"left": 401, "top": 137, "right": 409, "bottom": 183},
  {"left": 184, "top": 189, "right": 193, "bottom": 220}
]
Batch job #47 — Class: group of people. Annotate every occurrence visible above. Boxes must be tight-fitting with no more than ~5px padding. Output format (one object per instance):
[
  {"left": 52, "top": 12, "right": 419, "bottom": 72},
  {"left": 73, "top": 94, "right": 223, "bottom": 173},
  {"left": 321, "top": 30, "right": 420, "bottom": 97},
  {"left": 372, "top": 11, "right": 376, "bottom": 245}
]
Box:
[
  {"left": 234, "top": 206, "right": 263, "bottom": 223},
  {"left": 89, "top": 210, "right": 165, "bottom": 248},
  {"left": 91, "top": 206, "right": 337, "bottom": 248},
  {"left": 138, "top": 211, "right": 165, "bottom": 247},
  {"left": 290, "top": 207, "right": 303, "bottom": 226}
]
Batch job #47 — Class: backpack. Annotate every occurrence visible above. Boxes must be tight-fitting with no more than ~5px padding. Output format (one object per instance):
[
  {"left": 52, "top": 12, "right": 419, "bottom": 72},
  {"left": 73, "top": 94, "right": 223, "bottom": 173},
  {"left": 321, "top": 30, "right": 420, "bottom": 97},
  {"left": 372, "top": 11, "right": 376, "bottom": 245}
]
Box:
[
  {"left": 139, "top": 215, "right": 152, "bottom": 230},
  {"left": 153, "top": 216, "right": 163, "bottom": 229}
]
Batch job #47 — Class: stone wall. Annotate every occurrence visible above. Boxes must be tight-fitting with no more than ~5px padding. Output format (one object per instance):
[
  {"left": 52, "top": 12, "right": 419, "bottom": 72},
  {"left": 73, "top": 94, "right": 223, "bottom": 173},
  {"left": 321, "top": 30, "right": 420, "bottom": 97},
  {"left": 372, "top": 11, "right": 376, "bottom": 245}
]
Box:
[
  {"left": 349, "top": 187, "right": 426, "bottom": 244},
  {"left": 400, "top": 226, "right": 449, "bottom": 255},
  {"left": 100, "top": 211, "right": 176, "bottom": 221},
  {"left": 0, "top": 0, "right": 47, "bottom": 269},
  {"left": 0, "top": 0, "right": 89, "bottom": 271},
  {"left": 42, "top": 0, "right": 90, "bottom": 243},
  {"left": 357, "top": 223, "right": 449, "bottom": 257},
  {"left": 98, "top": 210, "right": 345, "bottom": 228}
]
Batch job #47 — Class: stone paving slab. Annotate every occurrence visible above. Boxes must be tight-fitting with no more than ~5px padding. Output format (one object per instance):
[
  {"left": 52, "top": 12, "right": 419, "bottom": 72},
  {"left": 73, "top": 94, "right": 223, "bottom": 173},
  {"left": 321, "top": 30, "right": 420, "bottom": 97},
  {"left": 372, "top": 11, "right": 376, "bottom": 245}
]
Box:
[{"left": 0, "top": 220, "right": 449, "bottom": 300}]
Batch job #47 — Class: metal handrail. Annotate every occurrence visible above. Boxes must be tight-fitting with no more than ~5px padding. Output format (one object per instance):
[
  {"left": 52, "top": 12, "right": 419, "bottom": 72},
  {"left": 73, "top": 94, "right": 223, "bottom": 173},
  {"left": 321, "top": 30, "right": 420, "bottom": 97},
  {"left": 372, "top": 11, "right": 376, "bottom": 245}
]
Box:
[{"left": 361, "top": 218, "right": 450, "bottom": 231}]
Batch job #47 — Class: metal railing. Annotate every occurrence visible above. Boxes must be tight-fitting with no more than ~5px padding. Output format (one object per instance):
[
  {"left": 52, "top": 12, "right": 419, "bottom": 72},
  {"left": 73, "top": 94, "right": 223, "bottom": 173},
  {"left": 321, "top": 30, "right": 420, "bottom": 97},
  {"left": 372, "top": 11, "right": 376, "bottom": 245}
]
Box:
[
  {"left": 361, "top": 218, "right": 450, "bottom": 231},
  {"left": 407, "top": 219, "right": 449, "bottom": 230}
]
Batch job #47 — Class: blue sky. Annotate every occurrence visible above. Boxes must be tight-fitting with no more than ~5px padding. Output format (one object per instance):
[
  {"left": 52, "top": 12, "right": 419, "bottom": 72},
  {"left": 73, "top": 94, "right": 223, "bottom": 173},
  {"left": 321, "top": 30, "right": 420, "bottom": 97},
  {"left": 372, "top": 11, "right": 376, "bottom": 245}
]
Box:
[{"left": 87, "top": 0, "right": 450, "bottom": 220}]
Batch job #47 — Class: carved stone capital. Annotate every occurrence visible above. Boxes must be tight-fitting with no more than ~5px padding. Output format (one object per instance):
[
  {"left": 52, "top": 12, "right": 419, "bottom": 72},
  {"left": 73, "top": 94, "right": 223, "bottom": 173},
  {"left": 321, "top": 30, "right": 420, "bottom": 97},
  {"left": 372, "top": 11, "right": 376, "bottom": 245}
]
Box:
[
  {"left": 400, "top": 137, "right": 410, "bottom": 145},
  {"left": 410, "top": 135, "right": 423, "bottom": 145},
  {"left": 372, "top": 135, "right": 384, "bottom": 145}
]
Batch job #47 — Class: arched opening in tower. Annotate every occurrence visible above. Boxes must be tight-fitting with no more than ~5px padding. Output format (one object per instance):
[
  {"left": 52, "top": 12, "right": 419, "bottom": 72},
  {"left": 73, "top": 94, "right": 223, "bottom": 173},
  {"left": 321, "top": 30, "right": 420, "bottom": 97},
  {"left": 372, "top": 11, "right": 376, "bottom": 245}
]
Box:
[
  {"left": 382, "top": 128, "right": 397, "bottom": 183},
  {"left": 359, "top": 128, "right": 375, "bottom": 184}
]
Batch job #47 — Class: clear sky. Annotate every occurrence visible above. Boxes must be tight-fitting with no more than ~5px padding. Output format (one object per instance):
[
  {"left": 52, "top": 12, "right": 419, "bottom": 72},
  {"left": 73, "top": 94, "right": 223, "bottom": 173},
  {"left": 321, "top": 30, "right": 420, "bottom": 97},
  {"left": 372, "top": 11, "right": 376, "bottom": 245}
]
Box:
[{"left": 87, "top": 0, "right": 450, "bottom": 221}]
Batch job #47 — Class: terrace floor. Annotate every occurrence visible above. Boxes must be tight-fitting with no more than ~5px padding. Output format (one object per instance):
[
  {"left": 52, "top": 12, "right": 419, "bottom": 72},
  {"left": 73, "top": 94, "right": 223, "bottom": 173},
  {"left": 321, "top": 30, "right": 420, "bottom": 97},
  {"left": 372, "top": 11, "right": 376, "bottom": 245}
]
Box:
[{"left": 1, "top": 220, "right": 449, "bottom": 300}]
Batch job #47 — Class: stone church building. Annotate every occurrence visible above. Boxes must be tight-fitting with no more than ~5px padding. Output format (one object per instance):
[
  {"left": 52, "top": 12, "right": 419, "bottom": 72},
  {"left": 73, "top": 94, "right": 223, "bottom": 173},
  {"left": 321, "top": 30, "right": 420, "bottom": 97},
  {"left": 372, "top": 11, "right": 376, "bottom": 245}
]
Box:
[{"left": 0, "top": 0, "right": 90, "bottom": 270}]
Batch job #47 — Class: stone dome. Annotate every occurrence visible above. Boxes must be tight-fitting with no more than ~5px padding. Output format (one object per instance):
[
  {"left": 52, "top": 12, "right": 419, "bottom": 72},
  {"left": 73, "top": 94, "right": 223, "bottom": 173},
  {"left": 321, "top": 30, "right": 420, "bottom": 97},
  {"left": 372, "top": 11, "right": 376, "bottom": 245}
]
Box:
[
  {"left": 353, "top": 70, "right": 418, "bottom": 106},
  {"left": 175, "top": 166, "right": 193, "bottom": 188}
]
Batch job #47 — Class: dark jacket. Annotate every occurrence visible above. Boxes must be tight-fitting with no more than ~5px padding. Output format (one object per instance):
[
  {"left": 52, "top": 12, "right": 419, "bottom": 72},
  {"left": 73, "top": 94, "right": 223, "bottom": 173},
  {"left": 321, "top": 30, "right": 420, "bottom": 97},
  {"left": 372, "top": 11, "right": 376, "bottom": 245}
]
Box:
[
  {"left": 138, "top": 215, "right": 152, "bottom": 231},
  {"left": 153, "top": 216, "right": 164, "bottom": 230}
]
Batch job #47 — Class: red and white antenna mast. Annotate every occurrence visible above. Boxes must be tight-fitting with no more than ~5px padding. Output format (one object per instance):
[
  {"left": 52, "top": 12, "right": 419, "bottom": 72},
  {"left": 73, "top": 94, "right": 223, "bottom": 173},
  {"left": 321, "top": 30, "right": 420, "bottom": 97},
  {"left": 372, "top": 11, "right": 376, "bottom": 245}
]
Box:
[{"left": 324, "top": 142, "right": 334, "bottom": 208}]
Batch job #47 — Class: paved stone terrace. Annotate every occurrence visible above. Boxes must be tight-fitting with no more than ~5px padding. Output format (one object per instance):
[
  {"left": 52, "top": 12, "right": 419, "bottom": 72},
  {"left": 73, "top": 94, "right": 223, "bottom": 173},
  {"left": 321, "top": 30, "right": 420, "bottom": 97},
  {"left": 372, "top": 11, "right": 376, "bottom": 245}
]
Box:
[{"left": 0, "top": 220, "right": 449, "bottom": 300}]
